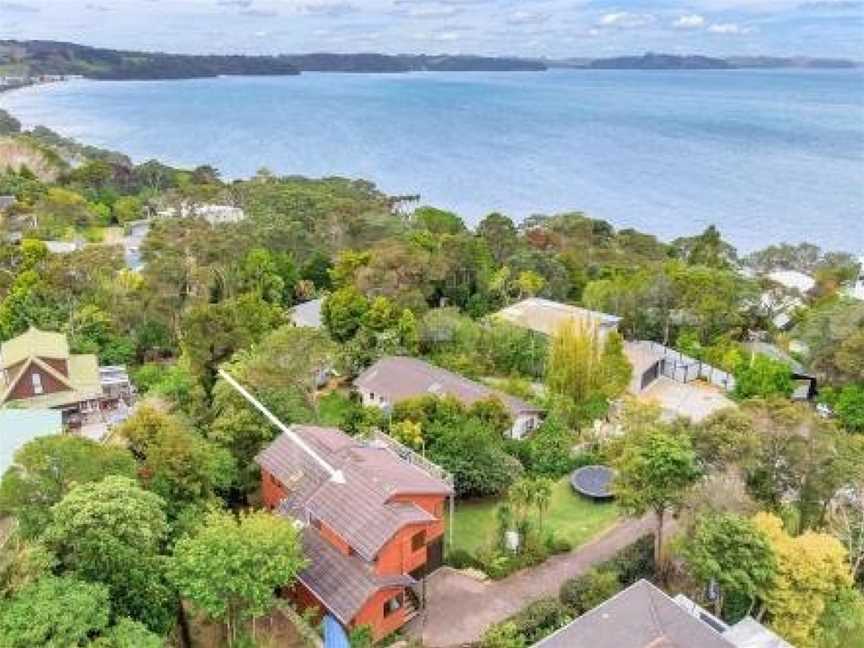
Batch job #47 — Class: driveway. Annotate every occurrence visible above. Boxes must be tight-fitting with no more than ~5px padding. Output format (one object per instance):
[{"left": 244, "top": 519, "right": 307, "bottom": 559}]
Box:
[
  {"left": 639, "top": 377, "right": 734, "bottom": 423},
  {"left": 407, "top": 515, "right": 655, "bottom": 647}
]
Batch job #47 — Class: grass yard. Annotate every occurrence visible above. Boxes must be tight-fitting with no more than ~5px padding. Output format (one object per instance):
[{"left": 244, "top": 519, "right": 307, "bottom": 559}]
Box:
[{"left": 450, "top": 477, "right": 620, "bottom": 555}]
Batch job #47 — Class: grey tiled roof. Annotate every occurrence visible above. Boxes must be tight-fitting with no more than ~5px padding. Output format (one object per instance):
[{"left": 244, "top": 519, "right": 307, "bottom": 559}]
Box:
[
  {"left": 533, "top": 580, "right": 735, "bottom": 648},
  {"left": 297, "top": 529, "right": 414, "bottom": 625},
  {"left": 354, "top": 356, "right": 540, "bottom": 417},
  {"left": 257, "top": 425, "right": 451, "bottom": 561}
]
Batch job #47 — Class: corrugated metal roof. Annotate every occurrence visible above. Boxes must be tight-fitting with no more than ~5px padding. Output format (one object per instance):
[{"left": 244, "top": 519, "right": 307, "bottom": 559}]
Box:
[{"left": 354, "top": 356, "right": 540, "bottom": 417}]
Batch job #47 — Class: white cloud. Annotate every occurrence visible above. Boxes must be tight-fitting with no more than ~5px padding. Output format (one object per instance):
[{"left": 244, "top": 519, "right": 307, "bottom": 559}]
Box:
[
  {"left": 405, "top": 5, "right": 459, "bottom": 18},
  {"left": 506, "top": 10, "right": 547, "bottom": 26},
  {"left": 597, "top": 12, "right": 655, "bottom": 29},
  {"left": 707, "top": 22, "right": 750, "bottom": 33},
  {"left": 674, "top": 14, "right": 706, "bottom": 28}
]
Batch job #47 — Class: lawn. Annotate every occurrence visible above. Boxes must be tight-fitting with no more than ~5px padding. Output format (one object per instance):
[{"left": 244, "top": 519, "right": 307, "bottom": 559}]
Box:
[{"left": 450, "top": 477, "right": 620, "bottom": 555}]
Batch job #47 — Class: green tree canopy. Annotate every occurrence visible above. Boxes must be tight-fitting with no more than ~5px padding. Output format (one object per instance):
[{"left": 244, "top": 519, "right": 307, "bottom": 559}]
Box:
[
  {"left": 170, "top": 510, "right": 306, "bottom": 645},
  {"left": 0, "top": 435, "right": 136, "bottom": 538}
]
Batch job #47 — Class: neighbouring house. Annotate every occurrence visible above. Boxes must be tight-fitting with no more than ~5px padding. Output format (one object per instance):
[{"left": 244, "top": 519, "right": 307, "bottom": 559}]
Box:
[
  {"left": 0, "top": 327, "right": 132, "bottom": 426},
  {"left": 256, "top": 425, "right": 453, "bottom": 641},
  {"left": 290, "top": 298, "right": 324, "bottom": 329},
  {"left": 43, "top": 240, "right": 84, "bottom": 255},
  {"left": 674, "top": 594, "right": 793, "bottom": 648},
  {"left": 533, "top": 580, "right": 789, "bottom": 648},
  {"left": 354, "top": 356, "right": 543, "bottom": 439},
  {"left": 0, "top": 409, "right": 61, "bottom": 475},
  {"left": 493, "top": 298, "right": 665, "bottom": 395},
  {"left": 156, "top": 202, "right": 246, "bottom": 225},
  {"left": 847, "top": 255, "right": 864, "bottom": 301}
]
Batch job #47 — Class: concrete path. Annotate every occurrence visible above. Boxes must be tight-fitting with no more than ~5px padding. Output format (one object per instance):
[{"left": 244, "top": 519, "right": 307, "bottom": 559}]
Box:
[{"left": 407, "top": 515, "right": 655, "bottom": 647}]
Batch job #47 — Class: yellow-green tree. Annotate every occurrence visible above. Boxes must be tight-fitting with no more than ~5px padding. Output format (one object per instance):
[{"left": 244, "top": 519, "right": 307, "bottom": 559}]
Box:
[
  {"left": 545, "top": 322, "right": 631, "bottom": 422},
  {"left": 753, "top": 512, "right": 853, "bottom": 647}
]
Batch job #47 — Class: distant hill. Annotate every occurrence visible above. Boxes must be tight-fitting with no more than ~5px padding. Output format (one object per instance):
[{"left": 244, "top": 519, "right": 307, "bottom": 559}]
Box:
[
  {"left": 283, "top": 53, "right": 546, "bottom": 73},
  {"left": 0, "top": 40, "right": 301, "bottom": 80},
  {"left": 545, "top": 52, "right": 861, "bottom": 70},
  {"left": 588, "top": 54, "right": 732, "bottom": 70},
  {"left": 726, "top": 56, "right": 860, "bottom": 69},
  {"left": 0, "top": 41, "right": 546, "bottom": 79}
]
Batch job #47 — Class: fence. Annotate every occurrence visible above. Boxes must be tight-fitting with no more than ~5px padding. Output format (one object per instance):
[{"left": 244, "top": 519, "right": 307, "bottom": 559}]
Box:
[{"left": 635, "top": 341, "right": 736, "bottom": 393}]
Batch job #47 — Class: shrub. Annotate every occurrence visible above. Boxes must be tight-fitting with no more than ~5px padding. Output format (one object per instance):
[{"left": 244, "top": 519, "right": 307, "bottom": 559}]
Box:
[
  {"left": 508, "top": 597, "right": 572, "bottom": 644},
  {"left": 481, "top": 621, "right": 526, "bottom": 648},
  {"left": 545, "top": 533, "right": 572, "bottom": 555},
  {"left": 445, "top": 548, "right": 477, "bottom": 570},
  {"left": 605, "top": 535, "right": 655, "bottom": 586},
  {"left": 559, "top": 568, "right": 622, "bottom": 614}
]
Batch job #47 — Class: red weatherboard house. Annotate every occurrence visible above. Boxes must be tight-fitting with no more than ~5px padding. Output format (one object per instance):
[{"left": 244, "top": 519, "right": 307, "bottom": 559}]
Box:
[{"left": 256, "top": 425, "right": 453, "bottom": 640}]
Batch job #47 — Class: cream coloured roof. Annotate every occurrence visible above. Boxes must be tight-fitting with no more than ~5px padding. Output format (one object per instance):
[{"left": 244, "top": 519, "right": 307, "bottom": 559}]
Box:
[{"left": 1, "top": 327, "right": 69, "bottom": 369}]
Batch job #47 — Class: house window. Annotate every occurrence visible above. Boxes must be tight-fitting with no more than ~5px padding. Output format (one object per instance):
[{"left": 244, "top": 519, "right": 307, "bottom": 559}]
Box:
[
  {"left": 411, "top": 530, "right": 426, "bottom": 552},
  {"left": 31, "top": 372, "right": 43, "bottom": 395},
  {"left": 383, "top": 593, "right": 403, "bottom": 618},
  {"left": 370, "top": 392, "right": 376, "bottom": 401}
]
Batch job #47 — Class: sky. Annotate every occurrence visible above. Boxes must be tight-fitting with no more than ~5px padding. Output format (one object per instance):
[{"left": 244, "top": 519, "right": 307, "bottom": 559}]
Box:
[{"left": 0, "top": 0, "right": 862, "bottom": 59}]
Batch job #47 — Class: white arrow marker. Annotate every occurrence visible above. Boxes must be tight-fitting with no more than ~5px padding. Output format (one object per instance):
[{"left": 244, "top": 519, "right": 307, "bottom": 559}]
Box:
[{"left": 217, "top": 368, "right": 346, "bottom": 485}]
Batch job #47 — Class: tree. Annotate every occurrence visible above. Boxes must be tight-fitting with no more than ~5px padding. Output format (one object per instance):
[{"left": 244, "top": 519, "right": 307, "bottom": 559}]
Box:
[
  {"left": 734, "top": 355, "right": 794, "bottom": 400},
  {"left": 834, "top": 383, "right": 864, "bottom": 433},
  {"left": 691, "top": 407, "right": 759, "bottom": 473},
  {"left": 477, "top": 212, "right": 518, "bottom": 264},
  {"left": 521, "top": 417, "right": 577, "bottom": 478},
  {"left": 682, "top": 513, "right": 776, "bottom": 618},
  {"left": 533, "top": 478, "right": 553, "bottom": 532},
  {"left": 753, "top": 512, "right": 853, "bottom": 647},
  {"left": 322, "top": 286, "right": 369, "bottom": 342},
  {"left": 170, "top": 510, "right": 306, "bottom": 646},
  {"left": 0, "top": 435, "right": 136, "bottom": 538},
  {"left": 614, "top": 424, "right": 701, "bottom": 568},
  {"left": 413, "top": 206, "right": 465, "bottom": 235},
  {"left": 545, "top": 321, "right": 631, "bottom": 423},
  {"left": 90, "top": 618, "right": 164, "bottom": 648},
  {"left": 44, "top": 476, "right": 175, "bottom": 633},
  {"left": 117, "top": 405, "right": 236, "bottom": 518},
  {"left": 514, "top": 270, "right": 545, "bottom": 299},
  {"left": 817, "top": 587, "right": 864, "bottom": 648},
  {"left": 0, "top": 576, "right": 110, "bottom": 648},
  {"left": 429, "top": 418, "right": 523, "bottom": 498},
  {"left": 743, "top": 399, "right": 861, "bottom": 531}
]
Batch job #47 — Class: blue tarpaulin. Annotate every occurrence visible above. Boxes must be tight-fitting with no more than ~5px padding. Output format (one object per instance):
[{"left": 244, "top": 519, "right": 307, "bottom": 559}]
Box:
[{"left": 323, "top": 614, "right": 350, "bottom": 648}]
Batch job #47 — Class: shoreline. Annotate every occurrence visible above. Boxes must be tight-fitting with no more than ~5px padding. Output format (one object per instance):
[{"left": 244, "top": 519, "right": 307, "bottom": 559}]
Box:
[{"left": 2, "top": 73, "right": 861, "bottom": 255}]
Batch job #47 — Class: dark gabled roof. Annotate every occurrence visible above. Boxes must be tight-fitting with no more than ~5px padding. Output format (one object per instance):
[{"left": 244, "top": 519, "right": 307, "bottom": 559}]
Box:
[
  {"left": 298, "top": 528, "right": 413, "bottom": 625},
  {"left": 533, "top": 580, "right": 735, "bottom": 648},
  {"left": 354, "top": 356, "right": 540, "bottom": 417},
  {"left": 256, "top": 425, "right": 451, "bottom": 561}
]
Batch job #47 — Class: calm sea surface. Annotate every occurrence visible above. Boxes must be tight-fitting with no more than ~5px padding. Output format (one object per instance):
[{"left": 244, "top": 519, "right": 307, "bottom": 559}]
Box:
[{"left": 2, "top": 69, "right": 863, "bottom": 252}]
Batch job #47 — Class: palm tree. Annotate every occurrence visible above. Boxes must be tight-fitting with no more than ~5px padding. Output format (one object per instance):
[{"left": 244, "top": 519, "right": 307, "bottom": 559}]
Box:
[{"left": 533, "top": 478, "right": 553, "bottom": 532}]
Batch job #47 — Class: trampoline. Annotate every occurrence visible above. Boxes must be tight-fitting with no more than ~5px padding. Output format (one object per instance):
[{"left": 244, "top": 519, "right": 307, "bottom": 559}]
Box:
[{"left": 570, "top": 465, "right": 616, "bottom": 501}]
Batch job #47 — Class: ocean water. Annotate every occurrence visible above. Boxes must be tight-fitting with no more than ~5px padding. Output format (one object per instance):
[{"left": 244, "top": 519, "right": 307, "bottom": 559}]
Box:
[{"left": 2, "top": 69, "right": 863, "bottom": 252}]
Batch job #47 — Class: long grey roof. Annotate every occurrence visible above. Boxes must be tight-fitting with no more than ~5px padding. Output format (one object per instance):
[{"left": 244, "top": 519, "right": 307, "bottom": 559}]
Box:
[
  {"left": 257, "top": 425, "right": 451, "bottom": 561},
  {"left": 298, "top": 528, "right": 413, "bottom": 625},
  {"left": 354, "top": 356, "right": 540, "bottom": 417},
  {"left": 533, "top": 580, "right": 734, "bottom": 648}
]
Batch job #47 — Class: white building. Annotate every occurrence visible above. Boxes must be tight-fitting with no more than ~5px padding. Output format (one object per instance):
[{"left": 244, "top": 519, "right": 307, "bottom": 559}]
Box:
[
  {"left": 156, "top": 203, "right": 246, "bottom": 225},
  {"left": 847, "top": 256, "right": 864, "bottom": 301}
]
